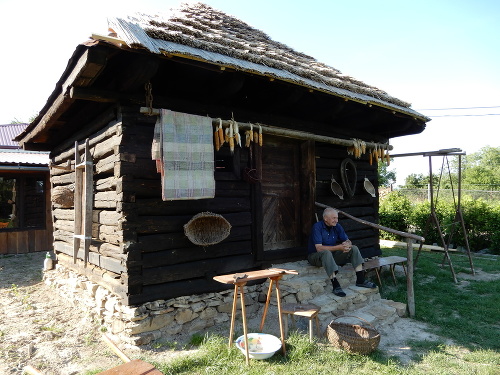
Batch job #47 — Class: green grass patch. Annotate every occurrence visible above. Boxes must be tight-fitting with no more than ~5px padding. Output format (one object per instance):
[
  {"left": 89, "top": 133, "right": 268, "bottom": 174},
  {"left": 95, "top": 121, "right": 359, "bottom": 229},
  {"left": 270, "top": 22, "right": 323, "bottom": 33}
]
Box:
[{"left": 380, "top": 248, "right": 500, "bottom": 350}]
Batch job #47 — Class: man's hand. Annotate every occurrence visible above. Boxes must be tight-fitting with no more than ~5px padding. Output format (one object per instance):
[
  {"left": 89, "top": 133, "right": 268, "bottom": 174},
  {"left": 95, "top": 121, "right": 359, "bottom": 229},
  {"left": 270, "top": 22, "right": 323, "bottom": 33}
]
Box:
[{"left": 341, "top": 240, "right": 352, "bottom": 252}]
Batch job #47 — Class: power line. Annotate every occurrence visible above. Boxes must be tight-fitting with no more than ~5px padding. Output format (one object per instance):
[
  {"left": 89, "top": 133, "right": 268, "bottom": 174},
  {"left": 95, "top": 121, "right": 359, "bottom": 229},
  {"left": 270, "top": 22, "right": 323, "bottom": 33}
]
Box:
[
  {"left": 429, "top": 113, "right": 500, "bottom": 118},
  {"left": 417, "top": 105, "right": 500, "bottom": 111}
]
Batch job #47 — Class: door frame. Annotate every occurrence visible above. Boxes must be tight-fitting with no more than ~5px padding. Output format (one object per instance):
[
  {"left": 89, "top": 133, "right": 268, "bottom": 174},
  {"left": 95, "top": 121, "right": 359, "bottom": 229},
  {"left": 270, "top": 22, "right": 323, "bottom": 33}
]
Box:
[{"left": 252, "top": 138, "right": 316, "bottom": 262}]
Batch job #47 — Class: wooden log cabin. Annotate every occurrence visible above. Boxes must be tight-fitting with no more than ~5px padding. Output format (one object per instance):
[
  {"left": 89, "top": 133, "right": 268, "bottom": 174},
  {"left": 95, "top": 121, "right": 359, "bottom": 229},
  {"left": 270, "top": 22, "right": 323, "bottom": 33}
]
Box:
[{"left": 15, "top": 3, "right": 429, "bottom": 305}]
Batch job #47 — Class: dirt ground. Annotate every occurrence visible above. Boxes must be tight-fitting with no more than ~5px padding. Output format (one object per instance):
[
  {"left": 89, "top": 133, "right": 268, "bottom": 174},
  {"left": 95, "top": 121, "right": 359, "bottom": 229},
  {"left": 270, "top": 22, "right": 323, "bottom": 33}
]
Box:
[{"left": 1, "top": 251, "right": 490, "bottom": 375}]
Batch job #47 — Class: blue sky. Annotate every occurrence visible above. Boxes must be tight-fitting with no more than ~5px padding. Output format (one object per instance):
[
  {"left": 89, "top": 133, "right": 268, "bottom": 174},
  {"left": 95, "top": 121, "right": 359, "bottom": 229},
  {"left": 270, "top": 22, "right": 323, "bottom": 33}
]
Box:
[{"left": 1, "top": 0, "right": 498, "bottom": 185}]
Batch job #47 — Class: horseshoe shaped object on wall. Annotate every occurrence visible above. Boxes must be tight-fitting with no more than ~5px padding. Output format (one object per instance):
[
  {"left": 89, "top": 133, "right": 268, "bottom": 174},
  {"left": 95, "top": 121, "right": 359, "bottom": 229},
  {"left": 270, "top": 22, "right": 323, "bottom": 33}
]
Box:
[{"left": 340, "top": 158, "right": 357, "bottom": 198}]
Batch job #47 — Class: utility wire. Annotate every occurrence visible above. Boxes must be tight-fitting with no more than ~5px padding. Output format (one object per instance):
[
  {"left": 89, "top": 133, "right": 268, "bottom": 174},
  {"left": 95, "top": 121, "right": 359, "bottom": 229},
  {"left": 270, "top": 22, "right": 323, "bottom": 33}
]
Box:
[
  {"left": 417, "top": 105, "right": 500, "bottom": 111},
  {"left": 428, "top": 113, "right": 500, "bottom": 118}
]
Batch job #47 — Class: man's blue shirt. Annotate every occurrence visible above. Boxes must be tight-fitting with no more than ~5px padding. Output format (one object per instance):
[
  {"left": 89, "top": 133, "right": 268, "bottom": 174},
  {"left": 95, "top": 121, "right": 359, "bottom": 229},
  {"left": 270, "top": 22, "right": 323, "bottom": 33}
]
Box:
[{"left": 307, "top": 221, "right": 348, "bottom": 254}]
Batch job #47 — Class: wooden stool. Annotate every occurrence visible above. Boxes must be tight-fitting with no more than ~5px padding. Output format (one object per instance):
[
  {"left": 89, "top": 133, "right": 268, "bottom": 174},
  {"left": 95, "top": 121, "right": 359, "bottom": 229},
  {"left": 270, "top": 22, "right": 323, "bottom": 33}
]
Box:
[{"left": 281, "top": 303, "right": 321, "bottom": 342}]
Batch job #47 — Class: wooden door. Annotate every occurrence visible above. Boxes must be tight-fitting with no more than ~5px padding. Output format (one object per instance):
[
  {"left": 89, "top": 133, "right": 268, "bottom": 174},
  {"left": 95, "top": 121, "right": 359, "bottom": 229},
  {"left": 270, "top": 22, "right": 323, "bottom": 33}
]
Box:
[{"left": 261, "top": 136, "right": 301, "bottom": 250}]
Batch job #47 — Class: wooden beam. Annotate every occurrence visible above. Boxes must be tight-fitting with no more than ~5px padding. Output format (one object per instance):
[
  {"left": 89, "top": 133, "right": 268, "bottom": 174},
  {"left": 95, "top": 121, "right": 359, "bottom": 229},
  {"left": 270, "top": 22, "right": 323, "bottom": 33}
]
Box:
[
  {"left": 315, "top": 202, "right": 424, "bottom": 242},
  {"left": 70, "top": 87, "right": 120, "bottom": 103},
  {"left": 139, "top": 108, "right": 393, "bottom": 151},
  {"left": 17, "top": 47, "right": 108, "bottom": 147}
]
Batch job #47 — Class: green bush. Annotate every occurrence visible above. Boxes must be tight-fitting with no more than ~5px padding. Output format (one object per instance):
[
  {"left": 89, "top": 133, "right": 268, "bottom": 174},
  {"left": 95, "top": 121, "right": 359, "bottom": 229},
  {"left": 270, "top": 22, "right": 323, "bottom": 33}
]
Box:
[
  {"left": 379, "top": 191, "right": 500, "bottom": 254},
  {"left": 379, "top": 191, "right": 411, "bottom": 240},
  {"left": 455, "top": 196, "right": 492, "bottom": 251},
  {"left": 487, "top": 204, "right": 500, "bottom": 253}
]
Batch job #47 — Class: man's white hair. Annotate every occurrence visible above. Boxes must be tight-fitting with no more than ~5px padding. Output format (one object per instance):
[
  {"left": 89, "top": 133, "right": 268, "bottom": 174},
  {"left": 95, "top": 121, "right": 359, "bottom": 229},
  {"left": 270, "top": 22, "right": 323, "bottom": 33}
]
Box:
[{"left": 323, "top": 207, "right": 338, "bottom": 218}]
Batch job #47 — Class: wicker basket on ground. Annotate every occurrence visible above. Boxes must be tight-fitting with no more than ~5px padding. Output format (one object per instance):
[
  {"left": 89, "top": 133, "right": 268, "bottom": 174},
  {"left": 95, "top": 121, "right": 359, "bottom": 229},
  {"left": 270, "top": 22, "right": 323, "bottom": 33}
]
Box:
[
  {"left": 327, "top": 316, "right": 380, "bottom": 354},
  {"left": 183, "top": 212, "right": 232, "bottom": 246}
]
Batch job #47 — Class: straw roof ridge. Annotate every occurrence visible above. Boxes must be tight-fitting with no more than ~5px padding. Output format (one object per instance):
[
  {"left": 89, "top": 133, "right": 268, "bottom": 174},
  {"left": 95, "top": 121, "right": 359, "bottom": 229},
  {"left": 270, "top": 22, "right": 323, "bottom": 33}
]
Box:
[{"left": 113, "top": 3, "right": 412, "bottom": 108}]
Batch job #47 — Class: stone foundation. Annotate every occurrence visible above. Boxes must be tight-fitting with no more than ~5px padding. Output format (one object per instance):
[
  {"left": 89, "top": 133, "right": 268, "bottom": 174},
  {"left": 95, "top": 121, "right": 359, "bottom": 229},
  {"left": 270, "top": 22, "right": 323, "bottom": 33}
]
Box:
[{"left": 43, "top": 260, "right": 407, "bottom": 346}]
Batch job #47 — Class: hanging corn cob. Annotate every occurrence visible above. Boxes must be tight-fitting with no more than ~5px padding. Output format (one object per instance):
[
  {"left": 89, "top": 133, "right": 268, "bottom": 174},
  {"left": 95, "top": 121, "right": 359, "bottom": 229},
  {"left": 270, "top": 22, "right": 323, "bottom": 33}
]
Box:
[
  {"left": 234, "top": 121, "right": 241, "bottom": 147},
  {"left": 229, "top": 121, "right": 235, "bottom": 154},
  {"left": 214, "top": 125, "right": 220, "bottom": 151},
  {"left": 372, "top": 145, "right": 378, "bottom": 164},
  {"left": 218, "top": 119, "right": 225, "bottom": 146},
  {"left": 258, "top": 125, "right": 263, "bottom": 146},
  {"left": 245, "top": 130, "right": 251, "bottom": 147},
  {"left": 249, "top": 123, "right": 254, "bottom": 143}
]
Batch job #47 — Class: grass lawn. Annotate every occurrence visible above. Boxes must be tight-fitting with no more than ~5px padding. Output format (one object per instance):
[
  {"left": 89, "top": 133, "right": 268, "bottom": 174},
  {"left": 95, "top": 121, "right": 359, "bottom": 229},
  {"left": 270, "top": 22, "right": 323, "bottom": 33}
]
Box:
[{"left": 105, "top": 249, "right": 499, "bottom": 375}]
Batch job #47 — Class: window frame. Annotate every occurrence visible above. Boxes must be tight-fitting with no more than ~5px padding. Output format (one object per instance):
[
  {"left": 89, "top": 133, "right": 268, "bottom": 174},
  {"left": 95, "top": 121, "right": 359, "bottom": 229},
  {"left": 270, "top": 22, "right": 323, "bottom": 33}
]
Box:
[{"left": 0, "top": 172, "right": 47, "bottom": 231}]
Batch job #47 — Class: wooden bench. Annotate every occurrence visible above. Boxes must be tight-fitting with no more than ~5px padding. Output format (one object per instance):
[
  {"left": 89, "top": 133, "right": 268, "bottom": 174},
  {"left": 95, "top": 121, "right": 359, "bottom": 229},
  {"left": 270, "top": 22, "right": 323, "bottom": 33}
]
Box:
[{"left": 363, "top": 256, "right": 407, "bottom": 285}]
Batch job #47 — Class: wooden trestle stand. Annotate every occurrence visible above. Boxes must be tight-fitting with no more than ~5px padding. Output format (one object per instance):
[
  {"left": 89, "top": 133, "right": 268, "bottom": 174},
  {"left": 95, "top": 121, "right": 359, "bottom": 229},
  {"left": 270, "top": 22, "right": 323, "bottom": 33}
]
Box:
[{"left": 213, "top": 268, "right": 298, "bottom": 364}]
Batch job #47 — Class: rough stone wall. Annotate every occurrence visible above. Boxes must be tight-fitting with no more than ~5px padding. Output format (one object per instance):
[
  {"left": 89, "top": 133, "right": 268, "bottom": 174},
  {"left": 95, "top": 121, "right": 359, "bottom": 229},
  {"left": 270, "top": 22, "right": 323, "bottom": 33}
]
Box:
[{"left": 43, "top": 260, "right": 407, "bottom": 346}]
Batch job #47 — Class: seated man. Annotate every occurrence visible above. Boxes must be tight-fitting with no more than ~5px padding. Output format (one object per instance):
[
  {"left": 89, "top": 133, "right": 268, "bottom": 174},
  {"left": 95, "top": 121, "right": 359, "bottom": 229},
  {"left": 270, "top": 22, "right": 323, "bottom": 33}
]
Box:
[{"left": 307, "top": 207, "right": 376, "bottom": 297}]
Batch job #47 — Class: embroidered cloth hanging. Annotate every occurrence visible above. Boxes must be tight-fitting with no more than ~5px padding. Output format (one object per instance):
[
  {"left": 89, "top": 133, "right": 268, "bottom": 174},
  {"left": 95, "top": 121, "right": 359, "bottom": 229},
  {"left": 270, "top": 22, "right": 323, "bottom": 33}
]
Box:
[{"left": 152, "top": 109, "right": 215, "bottom": 200}]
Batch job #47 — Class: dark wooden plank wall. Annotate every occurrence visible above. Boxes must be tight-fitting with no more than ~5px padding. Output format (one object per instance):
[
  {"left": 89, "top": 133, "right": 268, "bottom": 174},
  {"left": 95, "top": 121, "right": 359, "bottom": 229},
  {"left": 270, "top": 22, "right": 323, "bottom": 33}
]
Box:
[
  {"left": 48, "top": 105, "right": 382, "bottom": 306},
  {"left": 314, "top": 143, "right": 381, "bottom": 258},
  {"left": 118, "top": 107, "right": 256, "bottom": 305}
]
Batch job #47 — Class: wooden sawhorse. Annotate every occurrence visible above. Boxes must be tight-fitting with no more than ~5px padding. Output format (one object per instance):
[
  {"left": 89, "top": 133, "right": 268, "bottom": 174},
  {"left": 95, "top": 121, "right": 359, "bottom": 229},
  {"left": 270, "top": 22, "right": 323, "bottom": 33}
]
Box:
[{"left": 213, "top": 268, "right": 298, "bottom": 364}]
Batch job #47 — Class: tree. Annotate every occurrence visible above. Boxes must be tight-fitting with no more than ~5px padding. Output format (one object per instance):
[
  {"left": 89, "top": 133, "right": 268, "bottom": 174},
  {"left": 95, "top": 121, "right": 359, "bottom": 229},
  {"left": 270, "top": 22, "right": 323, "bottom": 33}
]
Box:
[
  {"left": 403, "top": 173, "right": 427, "bottom": 188},
  {"left": 377, "top": 160, "right": 396, "bottom": 187},
  {"left": 461, "top": 146, "right": 500, "bottom": 190}
]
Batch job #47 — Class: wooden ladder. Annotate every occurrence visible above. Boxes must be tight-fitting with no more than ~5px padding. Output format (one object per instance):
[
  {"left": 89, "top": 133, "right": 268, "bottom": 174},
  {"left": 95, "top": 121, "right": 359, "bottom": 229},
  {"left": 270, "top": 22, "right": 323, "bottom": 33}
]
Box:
[{"left": 73, "top": 139, "right": 93, "bottom": 266}]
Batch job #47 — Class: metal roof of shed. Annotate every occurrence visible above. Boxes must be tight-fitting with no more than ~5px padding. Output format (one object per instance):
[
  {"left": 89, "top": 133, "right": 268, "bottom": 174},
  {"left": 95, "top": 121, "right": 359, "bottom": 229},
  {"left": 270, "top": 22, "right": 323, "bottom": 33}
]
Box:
[
  {"left": 0, "top": 149, "right": 50, "bottom": 165},
  {"left": 0, "top": 124, "right": 28, "bottom": 148}
]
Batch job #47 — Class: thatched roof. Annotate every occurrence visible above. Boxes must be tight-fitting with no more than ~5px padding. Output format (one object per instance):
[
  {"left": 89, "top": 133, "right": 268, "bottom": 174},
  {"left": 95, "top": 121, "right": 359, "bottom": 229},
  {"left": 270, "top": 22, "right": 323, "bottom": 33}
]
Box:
[{"left": 108, "top": 3, "right": 427, "bottom": 121}]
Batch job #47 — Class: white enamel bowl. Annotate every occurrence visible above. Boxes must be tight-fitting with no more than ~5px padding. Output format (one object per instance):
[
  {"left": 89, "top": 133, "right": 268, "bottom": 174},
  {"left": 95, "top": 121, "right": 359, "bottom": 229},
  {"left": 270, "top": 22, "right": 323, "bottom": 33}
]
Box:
[{"left": 235, "top": 333, "right": 282, "bottom": 360}]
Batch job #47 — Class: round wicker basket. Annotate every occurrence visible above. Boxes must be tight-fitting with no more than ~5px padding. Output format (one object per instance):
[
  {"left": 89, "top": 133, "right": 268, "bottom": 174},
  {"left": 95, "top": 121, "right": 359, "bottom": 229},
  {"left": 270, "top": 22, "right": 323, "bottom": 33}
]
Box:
[
  {"left": 52, "top": 185, "right": 74, "bottom": 208},
  {"left": 327, "top": 316, "right": 380, "bottom": 354},
  {"left": 183, "top": 212, "right": 231, "bottom": 246}
]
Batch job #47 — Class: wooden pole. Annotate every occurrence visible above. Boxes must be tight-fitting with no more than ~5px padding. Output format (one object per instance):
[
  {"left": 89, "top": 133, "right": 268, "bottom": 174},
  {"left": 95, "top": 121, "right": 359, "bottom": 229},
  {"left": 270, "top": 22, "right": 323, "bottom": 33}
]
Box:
[
  {"left": 102, "top": 334, "right": 131, "bottom": 363},
  {"left": 315, "top": 202, "right": 424, "bottom": 242},
  {"left": 229, "top": 284, "right": 238, "bottom": 348},
  {"left": 83, "top": 139, "right": 93, "bottom": 267},
  {"left": 73, "top": 142, "right": 82, "bottom": 263},
  {"left": 406, "top": 238, "right": 415, "bottom": 318},
  {"left": 23, "top": 366, "right": 43, "bottom": 375},
  {"left": 239, "top": 284, "right": 250, "bottom": 365},
  {"left": 138, "top": 107, "right": 393, "bottom": 152}
]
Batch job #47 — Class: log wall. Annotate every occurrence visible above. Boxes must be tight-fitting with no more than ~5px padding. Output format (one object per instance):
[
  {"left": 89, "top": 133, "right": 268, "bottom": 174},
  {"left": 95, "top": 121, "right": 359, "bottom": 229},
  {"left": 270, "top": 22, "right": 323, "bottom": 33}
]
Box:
[
  {"left": 50, "top": 110, "right": 130, "bottom": 298},
  {"left": 49, "top": 105, "right": 382, "bottom": 306},
  {"left": 117, "top": 107, "right": 254, "bottom": 304}
]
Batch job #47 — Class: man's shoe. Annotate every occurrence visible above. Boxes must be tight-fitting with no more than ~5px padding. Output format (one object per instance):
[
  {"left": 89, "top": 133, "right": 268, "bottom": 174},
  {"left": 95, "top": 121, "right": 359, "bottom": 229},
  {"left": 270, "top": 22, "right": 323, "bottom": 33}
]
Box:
[
  {"left": 333, "top": 287, "right": 346, "bottom": 297},
  {"left": 356, "top": 280, "right": 377, "bottom": 289}
]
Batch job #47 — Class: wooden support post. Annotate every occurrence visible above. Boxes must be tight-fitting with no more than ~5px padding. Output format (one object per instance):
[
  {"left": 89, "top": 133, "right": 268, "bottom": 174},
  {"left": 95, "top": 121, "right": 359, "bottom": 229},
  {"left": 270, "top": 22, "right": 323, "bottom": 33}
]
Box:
[
  {"left": 83, "top": 139, "right": 93, "bottom": 266},
  {"left": 73, "top": 142, "right": 83, "bottom": 263},
  {"left": 406, "top": 238, "right": 415, "bottom": 318},
  {"left": 73, "top": 139, "right": 94, "bottom": 266}
]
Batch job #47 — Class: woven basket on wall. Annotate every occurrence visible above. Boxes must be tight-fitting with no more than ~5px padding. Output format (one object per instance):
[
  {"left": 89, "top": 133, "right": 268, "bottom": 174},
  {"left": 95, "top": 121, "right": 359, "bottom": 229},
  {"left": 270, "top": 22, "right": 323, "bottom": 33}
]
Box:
[
  {"left": 327, "top": 316, "right": 380, "bottom": 354},
  {"left": 183, "top": 212, "right": 232, "bottom": 246},
  {"left": 52, "top": 185, "right": 74, "bottom": 208}
]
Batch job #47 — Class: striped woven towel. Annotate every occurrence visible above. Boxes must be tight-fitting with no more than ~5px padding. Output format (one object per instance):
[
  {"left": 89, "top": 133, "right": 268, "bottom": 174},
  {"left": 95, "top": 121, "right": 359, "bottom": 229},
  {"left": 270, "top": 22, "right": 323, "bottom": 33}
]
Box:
[{"left": 152, "top": 109, "right": 215, "bottom": 200}]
